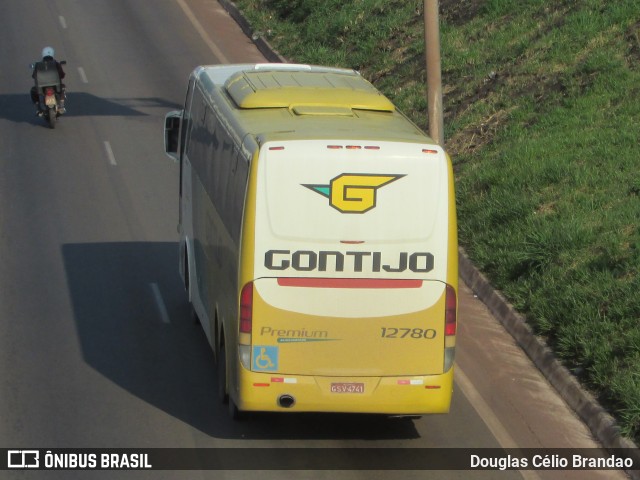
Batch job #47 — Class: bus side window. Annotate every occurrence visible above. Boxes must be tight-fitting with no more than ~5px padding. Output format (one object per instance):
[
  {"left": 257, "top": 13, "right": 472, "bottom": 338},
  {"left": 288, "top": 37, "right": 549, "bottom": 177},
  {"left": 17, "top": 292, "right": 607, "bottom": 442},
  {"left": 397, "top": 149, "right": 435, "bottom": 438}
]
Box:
[
  {"left": 188, "top": 92, "right": 208, "bottom": 177},
  {"left": 220, "top": 139, "right": 234, "bottom": 209},
  {"left": 180, "top": 78, "right": 196, "bottom": 160},
  {"left": 229, "top": 154, "right": 248, "bottom": 242},
  {"left": 210, "top": 121, "right": 224, "bottom": 211},
  {"left": 204, "top": 107, "right": 218, "bottom": 191}
]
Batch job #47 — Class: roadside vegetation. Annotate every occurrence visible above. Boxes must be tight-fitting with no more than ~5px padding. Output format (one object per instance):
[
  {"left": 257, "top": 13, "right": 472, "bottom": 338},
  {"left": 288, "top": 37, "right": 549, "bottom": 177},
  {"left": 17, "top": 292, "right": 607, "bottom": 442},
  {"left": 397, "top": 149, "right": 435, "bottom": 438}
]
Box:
[{"left": 231, "top": 0, "right": 640, "bottom": 442}]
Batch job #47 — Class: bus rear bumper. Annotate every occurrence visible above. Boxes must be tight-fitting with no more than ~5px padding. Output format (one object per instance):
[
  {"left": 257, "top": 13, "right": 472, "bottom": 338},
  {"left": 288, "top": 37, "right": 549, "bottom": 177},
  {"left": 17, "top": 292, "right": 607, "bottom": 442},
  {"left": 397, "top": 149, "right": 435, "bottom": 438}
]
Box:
[{"left": 234, "top": 367, "right": 454, "bottom": 414}]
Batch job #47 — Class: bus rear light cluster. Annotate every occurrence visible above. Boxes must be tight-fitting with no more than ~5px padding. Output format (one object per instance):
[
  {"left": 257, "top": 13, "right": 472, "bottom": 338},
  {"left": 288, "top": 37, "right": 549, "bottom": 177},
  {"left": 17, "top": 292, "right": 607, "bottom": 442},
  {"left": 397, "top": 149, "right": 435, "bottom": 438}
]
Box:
[
  {"left": 444, "top": 284, "right": 457, "bottom": 373},
  {"left": 445, "top": 284, "right": 457, "bottom": 336},
  {"left": 240, "top": 282, "right": 253, "bottom": 333}
]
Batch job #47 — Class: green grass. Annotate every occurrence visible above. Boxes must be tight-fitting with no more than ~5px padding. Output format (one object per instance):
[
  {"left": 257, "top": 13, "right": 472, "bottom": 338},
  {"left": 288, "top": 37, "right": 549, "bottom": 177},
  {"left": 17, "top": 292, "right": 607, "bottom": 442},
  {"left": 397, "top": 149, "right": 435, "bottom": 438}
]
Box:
[{"left": 231, "top": 0, "right": 640, "bottom": 441}]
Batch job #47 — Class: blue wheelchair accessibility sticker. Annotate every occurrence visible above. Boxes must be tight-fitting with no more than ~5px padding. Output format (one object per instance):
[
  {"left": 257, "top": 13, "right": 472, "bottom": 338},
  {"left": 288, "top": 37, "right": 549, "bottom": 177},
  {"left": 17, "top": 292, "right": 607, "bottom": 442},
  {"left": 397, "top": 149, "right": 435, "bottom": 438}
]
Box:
[{"left": 253, "top": 346, "right": 279, "bottom": 372}]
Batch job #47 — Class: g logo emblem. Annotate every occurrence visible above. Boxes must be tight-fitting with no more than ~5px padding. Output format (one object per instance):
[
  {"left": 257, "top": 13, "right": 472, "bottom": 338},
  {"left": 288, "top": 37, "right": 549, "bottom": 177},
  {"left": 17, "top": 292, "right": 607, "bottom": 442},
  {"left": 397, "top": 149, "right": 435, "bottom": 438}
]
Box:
[{"left": 304, "top": 173, "right": 404, "bottom": 213}]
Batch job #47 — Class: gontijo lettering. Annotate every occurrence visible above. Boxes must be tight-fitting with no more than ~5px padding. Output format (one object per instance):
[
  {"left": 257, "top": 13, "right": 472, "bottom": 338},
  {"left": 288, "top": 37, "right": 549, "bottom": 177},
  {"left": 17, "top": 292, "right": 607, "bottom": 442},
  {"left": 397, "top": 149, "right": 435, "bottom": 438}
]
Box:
[{"left": 265, "top": 250, "right": 434, "bottom": 273}]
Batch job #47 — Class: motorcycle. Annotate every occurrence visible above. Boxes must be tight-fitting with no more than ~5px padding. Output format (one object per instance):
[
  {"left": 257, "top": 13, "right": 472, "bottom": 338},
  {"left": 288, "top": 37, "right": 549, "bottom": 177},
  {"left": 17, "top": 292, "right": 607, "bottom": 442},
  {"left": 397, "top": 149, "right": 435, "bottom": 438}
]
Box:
[{"left": 31, "top": 60, "right": 66, "bottom": 129}]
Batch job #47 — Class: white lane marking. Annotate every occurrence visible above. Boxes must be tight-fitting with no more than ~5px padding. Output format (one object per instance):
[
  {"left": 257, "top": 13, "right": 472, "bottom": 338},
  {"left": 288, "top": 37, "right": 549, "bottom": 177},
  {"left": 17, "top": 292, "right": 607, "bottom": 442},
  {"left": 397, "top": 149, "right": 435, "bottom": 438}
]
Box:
[
  {"left": 59, "top": 16, "right": 67, "bottom": 29},
  {"left": 175, "top": 0, "right": 230, "bottom": 63},
  {"left": 103, "top": 141, "right": 117, "bottom": 166},
  {"left": 77, "top": 67, "right": 88, "bottom": 84},
  {"left": 455, "top": 367, "right": 541, "bottom": 480},
  {"left": 150, "top": 283, "right": 171, "bottom": 324}
]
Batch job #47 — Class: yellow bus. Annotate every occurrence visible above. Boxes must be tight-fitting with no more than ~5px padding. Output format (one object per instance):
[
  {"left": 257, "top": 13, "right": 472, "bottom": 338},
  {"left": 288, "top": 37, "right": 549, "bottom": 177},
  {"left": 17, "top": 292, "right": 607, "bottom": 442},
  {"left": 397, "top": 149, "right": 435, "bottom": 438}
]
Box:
[{"left": 164, "top": 63, "right": 458, "bottom": 418}]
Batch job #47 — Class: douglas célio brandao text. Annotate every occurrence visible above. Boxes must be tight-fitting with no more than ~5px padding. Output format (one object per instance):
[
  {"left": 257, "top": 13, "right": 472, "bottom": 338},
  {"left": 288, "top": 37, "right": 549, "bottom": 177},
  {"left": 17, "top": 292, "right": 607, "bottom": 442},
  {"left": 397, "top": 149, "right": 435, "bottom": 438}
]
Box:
[{"left": 470, "top": 453, "right": 634, "bottom": 470}]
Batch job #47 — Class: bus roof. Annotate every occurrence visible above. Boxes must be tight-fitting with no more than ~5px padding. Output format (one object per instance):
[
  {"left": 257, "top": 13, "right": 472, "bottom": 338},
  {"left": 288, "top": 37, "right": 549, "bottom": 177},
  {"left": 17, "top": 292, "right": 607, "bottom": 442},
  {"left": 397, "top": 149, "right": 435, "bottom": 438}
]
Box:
[{"left": 195, "top": 64, "right": 434, "bottom": 146}]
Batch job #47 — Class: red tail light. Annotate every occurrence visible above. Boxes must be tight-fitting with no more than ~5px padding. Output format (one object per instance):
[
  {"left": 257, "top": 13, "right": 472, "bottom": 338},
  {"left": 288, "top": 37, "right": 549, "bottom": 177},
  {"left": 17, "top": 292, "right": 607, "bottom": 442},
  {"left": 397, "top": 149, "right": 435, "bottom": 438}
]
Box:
[
  {"left": 445, "top": 284, "right": 457, "bottom": 336},
  {"left": 45, "top": 88, "right": 54, "bottom": 96},
  {"left": 240, "top": 282, "right": 253, "bottom": 333}
]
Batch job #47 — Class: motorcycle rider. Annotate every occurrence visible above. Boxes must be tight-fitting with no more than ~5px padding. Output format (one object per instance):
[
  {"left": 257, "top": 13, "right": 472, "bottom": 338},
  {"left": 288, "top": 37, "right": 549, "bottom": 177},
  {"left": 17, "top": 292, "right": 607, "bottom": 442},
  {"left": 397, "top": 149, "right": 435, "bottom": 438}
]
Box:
[{"left": 30, "top": 46, "right": 66, "bottom": 115}]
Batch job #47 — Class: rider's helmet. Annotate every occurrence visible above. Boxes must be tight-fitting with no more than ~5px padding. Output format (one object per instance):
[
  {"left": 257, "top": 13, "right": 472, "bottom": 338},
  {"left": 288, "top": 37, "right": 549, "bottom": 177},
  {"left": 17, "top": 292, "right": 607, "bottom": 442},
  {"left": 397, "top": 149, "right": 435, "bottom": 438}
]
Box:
[{"left": 42, "top": 46, "right": 55, "bottom": 59}]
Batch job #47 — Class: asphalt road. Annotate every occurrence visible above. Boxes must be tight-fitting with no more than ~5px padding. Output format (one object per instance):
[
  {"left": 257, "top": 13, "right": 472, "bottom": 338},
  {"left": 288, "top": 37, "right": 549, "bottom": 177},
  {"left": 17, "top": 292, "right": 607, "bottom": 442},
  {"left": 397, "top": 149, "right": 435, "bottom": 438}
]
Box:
[{"left": 0, "top": 1, "right": 629, "bottom": 479}]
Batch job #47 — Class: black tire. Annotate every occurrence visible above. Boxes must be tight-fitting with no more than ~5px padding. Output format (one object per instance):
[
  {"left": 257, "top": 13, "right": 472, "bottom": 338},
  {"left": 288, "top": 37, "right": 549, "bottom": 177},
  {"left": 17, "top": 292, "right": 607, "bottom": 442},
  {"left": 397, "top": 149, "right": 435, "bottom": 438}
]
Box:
[
  {"left": 217, "top": 343, "right": 229, "bottom": 404},
  {"left": 229, "top": 395, "right": 243, "bottom": 420},
  {"left": 217, "top": 341, "right": 245, "bottom": 419},
  {"left": 190, "top": 303, "right": 199, "bottom": 325},
  {"left": 47, "top": 107, "right": 56, "bottom": 129}
]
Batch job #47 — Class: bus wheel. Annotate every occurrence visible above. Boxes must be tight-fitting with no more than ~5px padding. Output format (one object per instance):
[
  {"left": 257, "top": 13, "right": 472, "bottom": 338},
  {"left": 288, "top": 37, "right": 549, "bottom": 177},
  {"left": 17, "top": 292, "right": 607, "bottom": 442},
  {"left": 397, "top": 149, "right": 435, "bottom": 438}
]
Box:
[
  {"left": 190, "top": 303, "right": 199, "bottom": 325},
  {"left": 217, "top": 344, "right": 229, "bottom": 404},
  {"left": 229, "top": 396, "right": 244, "bottom": 421}
]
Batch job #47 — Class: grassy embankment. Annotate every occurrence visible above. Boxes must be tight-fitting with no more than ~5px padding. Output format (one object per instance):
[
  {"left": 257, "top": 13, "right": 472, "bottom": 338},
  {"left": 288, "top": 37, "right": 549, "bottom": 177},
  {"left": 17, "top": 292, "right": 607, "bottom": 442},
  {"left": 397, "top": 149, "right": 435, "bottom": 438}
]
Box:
[{"left": 231, "top": 0, "right": 640, "bottom": 441}]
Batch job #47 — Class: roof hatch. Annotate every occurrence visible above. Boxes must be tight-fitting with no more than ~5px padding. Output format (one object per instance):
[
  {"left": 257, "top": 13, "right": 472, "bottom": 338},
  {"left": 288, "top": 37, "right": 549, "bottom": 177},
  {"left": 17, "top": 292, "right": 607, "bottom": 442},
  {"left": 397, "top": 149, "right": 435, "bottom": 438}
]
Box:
[{"left": 224, "top": 69, "right": 395, "bottom": 112}]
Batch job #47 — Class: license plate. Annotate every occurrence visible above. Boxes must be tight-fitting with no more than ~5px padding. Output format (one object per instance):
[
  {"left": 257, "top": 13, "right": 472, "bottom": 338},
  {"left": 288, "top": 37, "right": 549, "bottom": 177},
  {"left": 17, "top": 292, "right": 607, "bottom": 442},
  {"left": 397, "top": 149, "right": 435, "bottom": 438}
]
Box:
[
  {"left": 45, "top": 96, "right": 56, "bottom": 106},
  {"left": 330, "top": 382, "right": 364, "bottom": 394}
]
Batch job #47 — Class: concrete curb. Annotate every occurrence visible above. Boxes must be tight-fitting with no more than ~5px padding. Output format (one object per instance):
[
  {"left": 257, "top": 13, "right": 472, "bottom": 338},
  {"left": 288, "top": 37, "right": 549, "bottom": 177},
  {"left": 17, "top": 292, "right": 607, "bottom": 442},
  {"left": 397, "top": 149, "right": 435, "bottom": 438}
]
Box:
[
  {"left": 218, "top": 0, "right": 287, "bottom": 63},
  {"left": 217, "top": 1, "right": 639, "bottom": 475}
]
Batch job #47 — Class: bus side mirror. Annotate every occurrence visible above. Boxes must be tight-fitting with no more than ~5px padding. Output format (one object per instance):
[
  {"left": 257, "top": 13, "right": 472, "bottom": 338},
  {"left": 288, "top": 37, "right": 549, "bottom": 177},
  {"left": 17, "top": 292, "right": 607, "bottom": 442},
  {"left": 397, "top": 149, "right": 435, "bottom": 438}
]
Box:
[{"left": 164, "top": 110, "right": 182, "bottom": 162}]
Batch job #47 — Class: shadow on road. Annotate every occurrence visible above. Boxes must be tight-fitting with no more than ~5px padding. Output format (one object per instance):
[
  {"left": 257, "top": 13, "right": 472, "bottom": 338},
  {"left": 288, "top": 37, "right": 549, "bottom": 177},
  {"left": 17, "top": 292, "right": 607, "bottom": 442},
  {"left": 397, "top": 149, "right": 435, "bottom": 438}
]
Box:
[
  {"left": 62, "top": 242, "right": 421, "bottom": 441},
  {"left": 0, "top": 92, "right": 182, "bottom": 125}
]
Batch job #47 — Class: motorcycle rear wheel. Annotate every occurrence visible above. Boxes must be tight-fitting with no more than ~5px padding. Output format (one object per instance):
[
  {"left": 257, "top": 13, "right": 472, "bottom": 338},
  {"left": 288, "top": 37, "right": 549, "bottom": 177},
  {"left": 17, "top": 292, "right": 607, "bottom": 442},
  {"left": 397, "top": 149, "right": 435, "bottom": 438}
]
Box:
[{"left": 47, "top": 107, "right": 56, "bottom": 129}]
